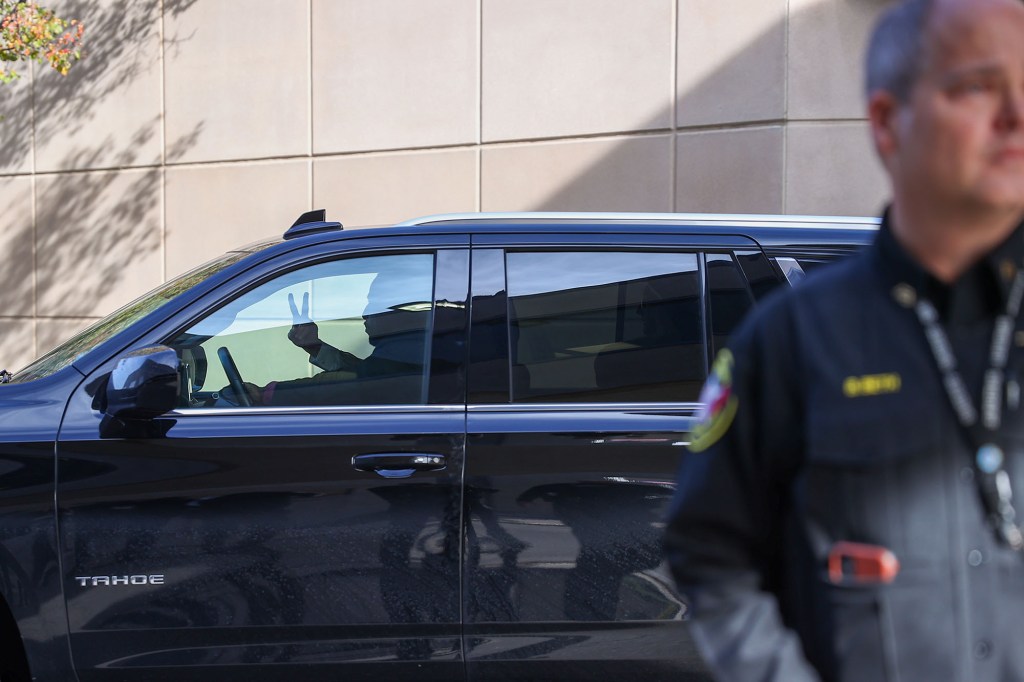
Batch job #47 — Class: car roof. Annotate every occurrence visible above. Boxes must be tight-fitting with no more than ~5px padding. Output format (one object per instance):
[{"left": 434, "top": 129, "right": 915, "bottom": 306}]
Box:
[
  {"left": 397, "top": 211, "right": 879, "bottom": 229},
  {"left": 242, "top": 211, "right": 879, "bottom": 255}
]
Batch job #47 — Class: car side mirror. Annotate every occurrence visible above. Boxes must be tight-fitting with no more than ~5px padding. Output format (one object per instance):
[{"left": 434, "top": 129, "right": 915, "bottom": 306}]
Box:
[{"left": 104, "top": 345, "right": 180, "bottom": 421}]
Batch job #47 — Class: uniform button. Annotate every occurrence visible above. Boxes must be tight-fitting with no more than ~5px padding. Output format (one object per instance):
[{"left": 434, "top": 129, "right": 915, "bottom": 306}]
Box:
[
  {"left": 968, "top": 549, "right": 984, "bottom": 566},
  {"left": 974, "top": 639, "right": 992, "bottom": 660},
  {"left": 960, "top": 467, "right": 975, "bottom": 484}
]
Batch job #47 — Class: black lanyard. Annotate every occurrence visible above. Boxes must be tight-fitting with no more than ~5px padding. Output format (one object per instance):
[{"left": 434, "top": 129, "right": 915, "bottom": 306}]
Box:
[{"left": 903, "top": 271, "right": 1024, "bottom": 550}]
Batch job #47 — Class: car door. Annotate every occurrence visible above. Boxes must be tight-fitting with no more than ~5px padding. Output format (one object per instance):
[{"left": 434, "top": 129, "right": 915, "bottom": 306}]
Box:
[
  {"left": 462, "top": 231, "right": 775, "bottom": 681},
  {"left": 55, "top": 236, "right": 470, "bottom": 682}
]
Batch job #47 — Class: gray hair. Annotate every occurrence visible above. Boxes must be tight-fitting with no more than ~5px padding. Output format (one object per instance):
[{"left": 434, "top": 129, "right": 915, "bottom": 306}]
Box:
[{"left": 864, "top": 0, "right": 936, "bottom": 102}]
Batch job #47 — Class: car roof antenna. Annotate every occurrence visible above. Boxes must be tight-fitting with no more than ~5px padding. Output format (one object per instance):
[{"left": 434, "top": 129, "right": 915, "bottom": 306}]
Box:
[{"left": 283, "top": 209, "right": 344, "bottom": 240}]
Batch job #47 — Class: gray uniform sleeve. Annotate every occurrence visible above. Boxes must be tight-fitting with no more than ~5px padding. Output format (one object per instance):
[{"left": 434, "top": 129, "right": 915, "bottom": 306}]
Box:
[{"left": 664, "top": 299, "right": 818, "bottom": 682}]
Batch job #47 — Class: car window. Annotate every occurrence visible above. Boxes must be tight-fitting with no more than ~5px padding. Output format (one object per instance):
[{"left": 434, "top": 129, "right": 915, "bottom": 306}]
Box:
[
  {"left": 506, "top": 251, "right": 703, "bottom": 403},
  {"left": 772, "top": 250, "right": 858, "bottom": 281},
  {"left": 707, "top": 253, "right": 755, "bottom": 359},
  {"left": 734, "top": 249, "right": 781, "bottom": 301},
  {"left": 167, "top": 253, "right": 435, "bottom": 408}
]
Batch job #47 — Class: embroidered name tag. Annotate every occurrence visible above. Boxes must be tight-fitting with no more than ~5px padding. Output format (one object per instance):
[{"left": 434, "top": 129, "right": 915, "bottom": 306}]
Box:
[{"left": 843, "top": 373, "right": 902, "bottom": 398}]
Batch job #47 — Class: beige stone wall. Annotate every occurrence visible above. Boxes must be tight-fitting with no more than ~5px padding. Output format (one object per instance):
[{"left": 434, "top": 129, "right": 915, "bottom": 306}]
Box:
[{"left": 0, "top": 0, "right": 892, "bottom": 371}]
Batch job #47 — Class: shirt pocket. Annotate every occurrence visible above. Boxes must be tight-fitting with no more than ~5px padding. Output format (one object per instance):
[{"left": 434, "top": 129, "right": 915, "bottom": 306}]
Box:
[
  {"left": 803, "top": 397, "right": 958, "bottom": 681},
  {"left": 820, "top": 574, "right": 954, "bottom": 682},
  {"left": 803, "top": 395, "right": 950, "bottom": 575}
]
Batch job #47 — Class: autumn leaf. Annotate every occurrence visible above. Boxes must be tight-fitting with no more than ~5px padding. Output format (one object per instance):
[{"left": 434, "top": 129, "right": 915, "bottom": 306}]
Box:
[{"left": 0, "top": 1, "right": 83, "bottom": 83}]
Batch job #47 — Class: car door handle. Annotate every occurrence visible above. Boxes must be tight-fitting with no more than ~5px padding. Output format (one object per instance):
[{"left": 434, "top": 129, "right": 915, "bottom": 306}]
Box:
[{"left": 351, "top": 453, "right": 448, "bottom": 479}]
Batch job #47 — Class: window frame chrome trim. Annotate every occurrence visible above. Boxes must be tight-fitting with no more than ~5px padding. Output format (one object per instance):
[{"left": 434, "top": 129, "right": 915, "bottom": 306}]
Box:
[
  {"left": 466, "top": 402, "right": 702, "bottom": 414},
  {"left": 774, "top": 257, "right": 807, "bottom": 286},
  {"left": 171, "top": 402, "right": 700, "bottom": 416},
  {"left": 698, "top": 250, "right": 710, "bottom": 372},
  {"left": 169, "top": 404, "right": 466, "bottom": 417}
]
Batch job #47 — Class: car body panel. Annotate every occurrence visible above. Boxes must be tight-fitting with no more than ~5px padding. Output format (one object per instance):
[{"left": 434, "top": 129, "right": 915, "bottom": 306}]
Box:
[
  {"left": 0, "top": 371, "right": 82, "bottom": 681},
  {"left": 55, "top": 235, "right": 471, "bottom": 680}
]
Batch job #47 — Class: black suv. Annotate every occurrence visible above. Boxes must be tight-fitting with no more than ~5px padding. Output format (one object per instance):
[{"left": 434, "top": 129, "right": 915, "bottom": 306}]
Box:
[{"left": 0, "top": 211, "right": 875, "bottom": 682}]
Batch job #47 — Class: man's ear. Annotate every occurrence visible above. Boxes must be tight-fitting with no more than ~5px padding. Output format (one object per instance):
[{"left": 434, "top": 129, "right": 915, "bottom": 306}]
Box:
[{"left": 868, "top": 90, "right": 902, "bottom": 166}]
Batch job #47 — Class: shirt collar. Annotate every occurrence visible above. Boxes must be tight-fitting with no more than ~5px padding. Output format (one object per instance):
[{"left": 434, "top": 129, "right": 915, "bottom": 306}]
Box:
[{"left": 875, "top": 208, "right": 1024, "bottom": 315}]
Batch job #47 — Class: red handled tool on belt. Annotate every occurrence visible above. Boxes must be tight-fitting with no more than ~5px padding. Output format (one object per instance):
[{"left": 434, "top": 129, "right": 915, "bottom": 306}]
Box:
[{"left": 827, "top": 541, "right": 900, "bottom": 585}]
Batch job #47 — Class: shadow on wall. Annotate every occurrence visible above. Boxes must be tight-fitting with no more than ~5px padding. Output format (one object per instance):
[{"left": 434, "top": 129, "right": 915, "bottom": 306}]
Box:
[
  {"left": 0, "top": 0, "right": 203, "bottom": 356},
  {"left": 0, "top": 0, "right": 894, "bottom": 365},
  {"left": 1, "top": 0, "right": 198, "bottom": 168},
  {"left": 513, "top": 0, "right": 890, "bottom": 218},
  {"left": 33, "top": 126, "right": 202, "bottom": 326}
]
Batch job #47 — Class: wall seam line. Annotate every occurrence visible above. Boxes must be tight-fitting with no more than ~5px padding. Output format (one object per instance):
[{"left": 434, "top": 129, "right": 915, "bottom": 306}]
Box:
[
  {"left": 670, "top": 0, "right": 679, "bottom": 212},
  {"left": 30, "top": 177, "right": 38, "bottom": 361},
  {"left": 476, "top": 0, "right": 483, "bottom": 212},
  {"left": 308, "top": 0, "right": 314, "bottom": 210},
  {"left": 159, "top": 0, "right": 167, "bottom": 282},
  {"left": 0, "top": 117, "right": 870, "bottom": 181},
  {"left": 29, "top": 59, "right": 38, "bottom": 357},
  {"left": 783, "top": 0, "right": 791, "bottom": 214}
]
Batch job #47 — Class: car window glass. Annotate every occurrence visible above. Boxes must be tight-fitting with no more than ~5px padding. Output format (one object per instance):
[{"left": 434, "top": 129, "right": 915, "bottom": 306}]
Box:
[
  {"left": 735, "top": 249, "right": 781, "bottom": 301},
  {"left": 506, "top": 251, "right": 703, "bottom": 403},
  {"left": 469, "top": 249, "right": 510, "bottom": 403},
  {"left": 167, "top": 253, "right": 435, "bottom": 408},
  {"left": 707, "top": 253, "right": 755, "bottom": 359}
]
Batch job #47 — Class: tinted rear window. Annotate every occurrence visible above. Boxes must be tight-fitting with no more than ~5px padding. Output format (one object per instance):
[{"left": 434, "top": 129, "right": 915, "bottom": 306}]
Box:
[{"left": 506, "top": 251, "right": 705, "bottom": 403}]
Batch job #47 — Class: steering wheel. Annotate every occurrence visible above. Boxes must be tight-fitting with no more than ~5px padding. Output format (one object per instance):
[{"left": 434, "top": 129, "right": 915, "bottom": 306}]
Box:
[{"left": 217, "top": 347, "right": 251, "bottom": 407}]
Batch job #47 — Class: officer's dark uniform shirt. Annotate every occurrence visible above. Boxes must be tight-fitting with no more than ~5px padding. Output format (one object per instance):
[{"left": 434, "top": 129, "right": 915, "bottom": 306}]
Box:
[{"left": 665, "top": 212, "right": 1024, "bottom": 682}]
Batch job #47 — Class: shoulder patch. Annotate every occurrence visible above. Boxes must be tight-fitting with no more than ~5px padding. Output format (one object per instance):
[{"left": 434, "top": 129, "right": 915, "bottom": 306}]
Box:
[{"left": 688, "top": 349, "right": 739, "bottom": 453}]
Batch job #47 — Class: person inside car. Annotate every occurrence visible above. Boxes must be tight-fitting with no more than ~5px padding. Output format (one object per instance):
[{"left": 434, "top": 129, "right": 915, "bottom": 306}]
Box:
[{"left": 225, "top": 274, "right": 428, "bottom": 406}]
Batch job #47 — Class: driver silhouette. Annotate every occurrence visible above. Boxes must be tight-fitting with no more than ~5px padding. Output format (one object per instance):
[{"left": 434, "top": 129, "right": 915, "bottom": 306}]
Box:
[{"left": 225, "top": 274, "right": 429, "bottom": 406}]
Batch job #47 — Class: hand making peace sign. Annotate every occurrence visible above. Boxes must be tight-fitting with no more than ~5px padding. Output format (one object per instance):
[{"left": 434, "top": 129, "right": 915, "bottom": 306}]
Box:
[{"left": 287, "top": 292, "right": 321, "bottom": 350}]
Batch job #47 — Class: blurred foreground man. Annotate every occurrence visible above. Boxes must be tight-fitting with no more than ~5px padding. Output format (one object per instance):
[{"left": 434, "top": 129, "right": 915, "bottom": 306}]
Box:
[{"left": 664, "top": 0, "right": 1024, "bottom": 680}]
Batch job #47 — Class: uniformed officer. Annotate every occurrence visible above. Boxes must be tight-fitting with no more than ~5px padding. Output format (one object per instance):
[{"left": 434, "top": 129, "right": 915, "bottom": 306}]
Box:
[{"left": 664, "top": 0, "right": 1024, "bottom": 680}]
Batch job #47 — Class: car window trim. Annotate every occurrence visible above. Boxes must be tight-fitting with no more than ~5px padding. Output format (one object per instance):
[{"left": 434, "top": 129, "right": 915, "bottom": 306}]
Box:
[
  {"left": 473, "top": 232, "right": 759, "bottom": 249},
  {"left": 497, "top": 245, "right": 710, "bottom": 405},
  {"left": 169, "top": 404, "right": 466, "bottom": 417},
  {"left": 71, "top": 235, "right": 469, "bottom": 380},
  {"left": 467, "top": 402, "right": 701, "bottom": 413},
  {"left": 92, "top": 238, "right": 469, "bottom": 413}
]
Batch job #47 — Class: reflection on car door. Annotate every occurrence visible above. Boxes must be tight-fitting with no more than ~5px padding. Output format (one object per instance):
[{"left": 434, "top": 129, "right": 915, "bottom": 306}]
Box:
[
  {"left": 461, "top": 234, "right": 765, "bottom": 681},
  {"left": 55, "top": 244, "right": 470, "bottom": 682}
]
